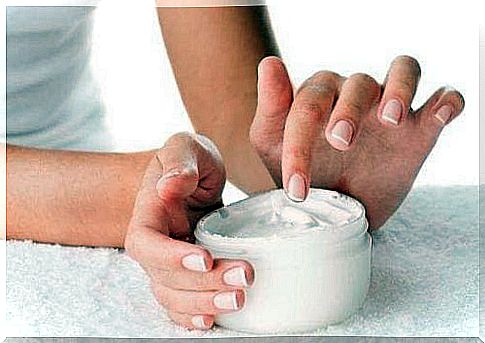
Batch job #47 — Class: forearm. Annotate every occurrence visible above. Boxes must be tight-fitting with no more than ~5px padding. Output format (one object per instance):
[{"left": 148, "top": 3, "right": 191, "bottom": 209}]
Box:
[
  {"left": 6, "top": 144, "right": 152, "bottom": 247},
  {"left": 158, "top": 6, "right": 278, "bottom": 193}
]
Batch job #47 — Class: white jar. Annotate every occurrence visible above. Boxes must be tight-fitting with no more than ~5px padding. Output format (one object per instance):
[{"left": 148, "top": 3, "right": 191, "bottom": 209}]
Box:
[{"left": 195, "top": 188, "right": 372, "bottom": 334}]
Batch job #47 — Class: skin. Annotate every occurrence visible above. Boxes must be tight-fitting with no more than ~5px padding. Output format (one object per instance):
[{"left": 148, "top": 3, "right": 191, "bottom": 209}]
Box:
[
  {"left": 124, "top": 133, "right": 253, "bottom": 330},
  {"left": 6, "top": 5, "right": 465, "bottom": 331},
  {"left": 157, "top": 6, "right": 278, "bottom": 193},
  {"left": 251, "top": 56, "right": 465, "bottom": 229},
  {"left": 6, "top": 145, "right": 150, "bottom": 247},
  {"left": 7, "top": 7, "right": 277, "bottom": 242}
]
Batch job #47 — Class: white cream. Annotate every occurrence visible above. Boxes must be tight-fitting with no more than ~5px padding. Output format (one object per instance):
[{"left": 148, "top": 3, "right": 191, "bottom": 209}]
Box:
[{"left": 195, "top": 189, "right": 372, "bottom": 334}]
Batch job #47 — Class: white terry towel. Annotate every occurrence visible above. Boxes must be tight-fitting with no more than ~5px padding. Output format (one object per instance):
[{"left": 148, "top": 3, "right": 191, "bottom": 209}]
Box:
[{"left": 6, "top": 186, "right": 478, "bottom": 337}]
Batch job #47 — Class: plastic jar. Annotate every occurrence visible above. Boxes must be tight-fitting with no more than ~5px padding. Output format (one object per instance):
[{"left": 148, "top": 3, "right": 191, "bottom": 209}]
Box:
[{"left": 195, "top": 188, "right": 372, "bottom": 334}]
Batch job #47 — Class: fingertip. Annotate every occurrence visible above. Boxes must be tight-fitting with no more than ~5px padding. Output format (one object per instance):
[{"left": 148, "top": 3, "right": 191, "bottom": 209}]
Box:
[
  {"left": 169, "top": 312, "right": 214, "bottom": 331},
  {"left": 447, "top": 88, "right": 466, "bottom": 115},
  {"left": 257, "top": 56, "right": 290, "bottom": 92},
  {"left": 391, "top": 55, "right": 422, "bottom": 79},
  {"left": 429, "top": 87, "right": 465, "bottom": 126},
  {"left": 200, "top": 248, "right": 214, "bottom": 271},
  {"left": 235, "top": 289, "right": 246, "bottom": 309},
  {"left": 258, "top": 55, "right": 285, "bottom": 74},
  {"left": 243, "top": 262, "right": 255, "bottom": 287}
]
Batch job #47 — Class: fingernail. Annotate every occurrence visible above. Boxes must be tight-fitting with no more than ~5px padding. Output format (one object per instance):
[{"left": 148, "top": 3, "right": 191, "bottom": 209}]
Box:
[
  {"left": 434, "top": 105, "right": 452, "bottom": 125},
  {"left": 331, "top": 120, "right": 353, "bottom": 146},
  {"left": 156, "top": 170, "right": 181, "bottom": 193},
  {"left": 223, "top": 267, "right": 250, "bottom": 287},
  {"left": 182, "top": 254, "right": 207, "bottom": 272},
  {"left": 191, "top": 315, "right": 210, "bottom": 329},
  {"left": 213, "top": 291, "right": 241, "bottom": 311},
  {"left": 287, "top": 174, "right": 306, "bottom": 202},
  {"left": 381, "top": 99, "right": 402, "bottom": 125}
]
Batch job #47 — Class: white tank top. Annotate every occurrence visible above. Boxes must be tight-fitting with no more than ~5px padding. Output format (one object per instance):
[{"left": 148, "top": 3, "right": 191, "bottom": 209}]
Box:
[{"left": 5, "top": 6, "right": 113, "bottom": 151}]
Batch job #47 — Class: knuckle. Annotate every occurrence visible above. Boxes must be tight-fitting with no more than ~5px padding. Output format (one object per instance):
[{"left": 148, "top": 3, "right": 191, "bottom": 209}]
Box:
[
  {"left": 301, "top": 70, "right": 341, "bottom": 92},
  {"left": 340, "top": 100, "right": 365, "bottom": 116},
  {"left": 285, "top": 144, "right": 312, "bottom": 163},
  {"left": 348, "top": 73, "right": 378, "bottom": 88},
  {"left": 291, "top": 102, "right": 323, "bottom": 121},
  {"left": 394, "top": 55, "right": 421, "bottom": 75},
  {"left": 309, "top": 70, "right": 342, "bottom": 83}
]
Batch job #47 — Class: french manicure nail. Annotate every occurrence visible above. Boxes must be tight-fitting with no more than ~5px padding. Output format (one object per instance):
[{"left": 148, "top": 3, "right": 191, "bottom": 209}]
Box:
[
  {"left": 182, "top": 254, "right": 207, "bottom": 272},
  {"left": 381, "top": 99, "right": 402, "bottom": 125},
  {"left": 191, "top": 315, "right": 209, "bottom": 329},
  {"left": 435, "top": 105, "right": 452, "bottom": 125},
  {"left": 331, "top": 120, "right": 353, "bottom": 146},
  {"left": 223, "top": 267, "right": 249, "bottom": 287},
  {"left": 287, "top": 174, "right": 306, "bottom": 202},
  {"left": 213, "top": 291, "right": 240, "bottom": 310},
  {"left": 156, "top": 170, "right": 181, "bottom": 193}
]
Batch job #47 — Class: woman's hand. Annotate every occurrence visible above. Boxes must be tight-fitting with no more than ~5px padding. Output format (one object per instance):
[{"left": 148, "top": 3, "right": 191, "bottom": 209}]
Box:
[
  {"left": 250, "top": 56, "right": 464, "bottom": 229},
  {"left": 124, "top": 133, "right": 254, "bottom": 330}
]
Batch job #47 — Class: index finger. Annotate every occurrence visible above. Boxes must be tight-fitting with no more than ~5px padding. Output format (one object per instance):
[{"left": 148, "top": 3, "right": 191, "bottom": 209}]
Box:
[{"left": 282, "top": 71, "right": 340, "bottom": 202}]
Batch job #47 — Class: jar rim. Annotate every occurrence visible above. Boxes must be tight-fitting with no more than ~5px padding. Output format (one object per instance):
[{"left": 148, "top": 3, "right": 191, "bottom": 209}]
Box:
[{"left": 195, "top": 188, "right": 368, "bottom": 248}]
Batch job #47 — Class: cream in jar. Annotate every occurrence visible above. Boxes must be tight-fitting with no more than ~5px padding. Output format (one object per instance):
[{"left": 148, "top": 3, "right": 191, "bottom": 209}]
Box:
[{"left": 195, "top": 188, "right": 372, "bottom": 334}]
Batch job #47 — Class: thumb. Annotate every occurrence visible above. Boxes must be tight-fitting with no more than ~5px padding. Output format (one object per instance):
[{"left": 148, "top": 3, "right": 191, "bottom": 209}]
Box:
[{"left": 156, "top": 132, "right": 225, "bottom": 206}]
